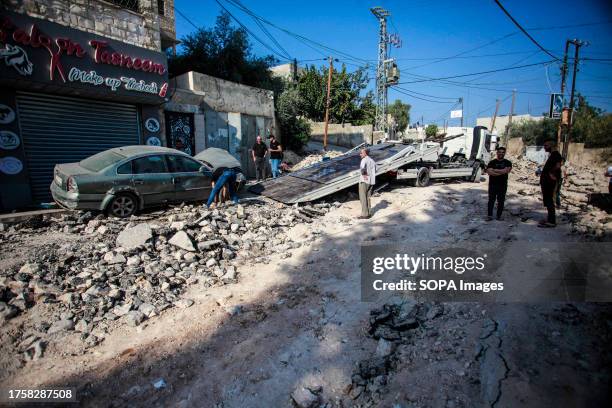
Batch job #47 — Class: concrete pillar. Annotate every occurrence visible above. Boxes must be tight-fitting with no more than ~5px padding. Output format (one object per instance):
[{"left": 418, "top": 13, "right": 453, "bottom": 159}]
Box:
[{"left": 194, "top": 112, "right": 206, "bottom": 154}]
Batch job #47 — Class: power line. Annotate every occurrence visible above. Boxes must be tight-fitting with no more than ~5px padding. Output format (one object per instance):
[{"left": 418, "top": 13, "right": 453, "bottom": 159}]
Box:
[
  {"left": 175, "top": 7, "right": 200, "bottom": 31},
  {"left": 393, "top": 87, "right": 459, "bottom": 104},
  {"left": 493, "top": 0, "right": 560, "bottom": 61},
  {"left": 395, "top": 86, "right": 459, "bottom": 101},
  {"left": 222, "top": 0, "right": 370, "bottom": 65},
  {"left": 231, "top": 0, "right": 292, "bottom": 60},
  {"left": 398, "top": 60, "right": 555, "bottom": 84},
  {"left": 213, "top": 0, "right": 292, "bottom": 61}
]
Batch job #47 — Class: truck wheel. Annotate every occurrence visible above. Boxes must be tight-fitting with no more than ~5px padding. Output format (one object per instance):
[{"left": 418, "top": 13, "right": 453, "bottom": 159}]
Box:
[
  {"left": 107, "top": 193, "right": 138, "bottom": 218},
  {"left": 416, "top": 167, "right": 430, "bottom": 187}
]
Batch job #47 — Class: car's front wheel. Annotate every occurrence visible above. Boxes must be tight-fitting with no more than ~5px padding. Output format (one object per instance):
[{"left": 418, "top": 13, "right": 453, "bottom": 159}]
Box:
[{"left": 107, "top": 193, "right": 137, "bottom": 218}]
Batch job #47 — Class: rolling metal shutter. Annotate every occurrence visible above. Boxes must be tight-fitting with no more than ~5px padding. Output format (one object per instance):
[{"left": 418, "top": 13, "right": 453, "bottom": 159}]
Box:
[{"left": 16, "top": 92, "right": 141, "bottom": 203}]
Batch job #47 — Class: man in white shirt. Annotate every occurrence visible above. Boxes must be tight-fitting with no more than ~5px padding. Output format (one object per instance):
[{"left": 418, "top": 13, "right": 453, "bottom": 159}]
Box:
[{"left": 358, "top": 148, "right": 376, "bottom": 219}]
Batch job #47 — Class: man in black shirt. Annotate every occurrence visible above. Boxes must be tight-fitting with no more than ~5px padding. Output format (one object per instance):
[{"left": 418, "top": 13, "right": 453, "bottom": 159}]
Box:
[
  {"left": 538, "top": 139, "right": 563, "bottom": 227},
  {"left": 251, "top": 135, "right": 268, "bottom": 182},
  {"left": 269, "top": 134, "right": 283, "bottom": 178},
  {"left": 485, "top": 146, "right": 512, "bottom": 220}
]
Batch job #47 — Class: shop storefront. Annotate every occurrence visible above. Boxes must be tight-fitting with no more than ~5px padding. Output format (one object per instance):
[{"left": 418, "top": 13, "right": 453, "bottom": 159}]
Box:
[{"left": 0, "top": 11, "right": 169, "bottom": 210}]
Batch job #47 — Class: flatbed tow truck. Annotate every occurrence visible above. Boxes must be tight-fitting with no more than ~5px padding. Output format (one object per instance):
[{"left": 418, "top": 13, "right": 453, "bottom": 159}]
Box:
[{"left": 249, "top": 126, "right": 493, "bottom": 204}]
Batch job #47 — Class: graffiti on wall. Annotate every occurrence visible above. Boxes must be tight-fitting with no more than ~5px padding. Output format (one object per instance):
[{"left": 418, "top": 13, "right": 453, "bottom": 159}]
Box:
[{"left": 165, "top": 112, "right": 195, "bottom": 155}]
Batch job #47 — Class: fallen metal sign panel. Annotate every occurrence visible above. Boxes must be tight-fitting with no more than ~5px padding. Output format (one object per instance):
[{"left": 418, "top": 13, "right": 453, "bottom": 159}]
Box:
[{"left": 250, "top": 143, "right": 440, "bottom": 203}]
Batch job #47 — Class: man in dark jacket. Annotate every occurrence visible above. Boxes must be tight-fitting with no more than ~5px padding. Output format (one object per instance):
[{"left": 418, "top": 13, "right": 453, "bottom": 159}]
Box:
[
  {"left": 251, "top": 135, "right": 268, "bottom": 182},
  {"left": 485, "top": 146, "right": 512, "bottom": 220},
  {"left": 538, "top": 140, "right": 563, "bottom": 227}
]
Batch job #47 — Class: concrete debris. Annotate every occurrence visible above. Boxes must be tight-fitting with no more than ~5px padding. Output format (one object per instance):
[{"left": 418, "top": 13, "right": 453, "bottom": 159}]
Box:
[
  {"left": 168, "top": 231, "right": 196, "bottom": 252},
  {"left": 291, "top": 386, "right": 320, "bottom": 408},
  {"left": 125, "top": 311, "right": 146, "bottom": 327},
  {"left": 0, "top": 201, "right": 332, "bottom": 358},
  {"left": 47, "top": 319, "right": 75, "bottom": 335},
  {"left": 290, "top": 150, "right": 343, "bottom": 172},
  {"left": 116, "top": 223, "right": 153, "bottom": 250}
]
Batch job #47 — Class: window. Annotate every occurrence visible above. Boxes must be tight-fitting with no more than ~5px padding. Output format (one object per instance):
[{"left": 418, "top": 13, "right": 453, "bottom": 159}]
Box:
[
  {"left": 157, "top": 0, "right": 165, "bottom": 15},
  {"left": 117, "top": 161, "right": 132, "bottom": 174},
  {"left": 167, "top": 155, "right": 202, "bottom": 173},
  {"left": 80, "top": 150, "right": 125, "bottom": 172},
  {"left": 108, "top": 0, "right": 139, "bottom": 13},
  {"left": 132, "top": 155, "right": 167, "bottom": 174}
]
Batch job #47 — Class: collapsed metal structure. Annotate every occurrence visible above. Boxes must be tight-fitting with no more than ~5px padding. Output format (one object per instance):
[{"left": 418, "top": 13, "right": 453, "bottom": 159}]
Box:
[{"left": 249, "top": 142, "right": 439, "bottom": 203}]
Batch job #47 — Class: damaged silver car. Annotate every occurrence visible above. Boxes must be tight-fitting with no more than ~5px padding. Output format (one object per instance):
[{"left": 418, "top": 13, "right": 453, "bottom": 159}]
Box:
[{"left": 51, "top": 145, "right": 244, "bottom": 217}]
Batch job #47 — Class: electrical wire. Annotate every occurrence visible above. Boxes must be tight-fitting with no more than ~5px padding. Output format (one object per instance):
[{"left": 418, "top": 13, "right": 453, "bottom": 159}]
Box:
[
  {"left": 213, "top": 0, "right": 292, "bottom": 61},
  {"left": 231, "top": 0, "right": 292, "bottom": 60},
  {"left": 222, "top": 0, "right": 370, "bottom": 65},
  {"left": 493, "top": 0, "right": 560, "bottom": 61},
  {"left": 398, "top": 60, "right": 555, "bottom": 84}
]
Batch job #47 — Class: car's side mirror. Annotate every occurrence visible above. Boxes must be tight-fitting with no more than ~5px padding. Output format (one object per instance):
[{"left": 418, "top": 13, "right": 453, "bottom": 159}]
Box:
[{"left": 199, "top": 166, "right": 207, "bottom": 173}]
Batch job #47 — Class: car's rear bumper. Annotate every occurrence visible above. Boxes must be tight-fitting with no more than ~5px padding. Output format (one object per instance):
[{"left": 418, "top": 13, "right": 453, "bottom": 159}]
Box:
[{"left": 50, "top": 182, "right": 104, "bottom": 211}]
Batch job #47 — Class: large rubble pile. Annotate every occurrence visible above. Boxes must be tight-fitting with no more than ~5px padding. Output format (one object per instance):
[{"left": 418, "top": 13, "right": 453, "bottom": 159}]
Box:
[
  {"left": 0, "top": 201, "right": 337, "bottom": 361},
  {"left": 510, "top": 155, "right": 611, "bottom": 239},
  {"left": 290, "top": 150, "right": 344, "bottom": 172}
]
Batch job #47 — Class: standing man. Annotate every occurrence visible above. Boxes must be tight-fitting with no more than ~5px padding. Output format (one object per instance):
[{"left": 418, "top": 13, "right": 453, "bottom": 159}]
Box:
[
  {"left": 538, "top": 139, "right": 563, "bottom": 228},
  {"left": 605, "top": 165, "right": 612, "bottom": 194},
  {"left": 269, "top": 134, "right": 283, "bottom": 178},
  {"left": 358, "top": 148, "right": 376, "bottom": 219},
  {"left": 202, "top": 165, "right": 240, "bottom": 208},
  {"left": 251, "top": 135, "right": 268, "bottom": 182},
  {"left": 485, "top": 146, "right": 512, "bottom": 221}
]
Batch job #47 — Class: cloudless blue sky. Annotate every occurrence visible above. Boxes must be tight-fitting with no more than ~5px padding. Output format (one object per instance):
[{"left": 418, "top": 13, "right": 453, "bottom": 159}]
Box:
[{"left": 174, "top": 0, "right": 612, "bottom": 126}]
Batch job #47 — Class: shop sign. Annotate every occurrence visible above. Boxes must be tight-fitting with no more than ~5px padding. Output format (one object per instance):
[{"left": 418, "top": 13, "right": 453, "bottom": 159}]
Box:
[
  {"left": 145, "top": 117, "right": 160, "bottom": 133},
  {"left": 0, "top": 104, "right": 16, "bottom": 124},
  {"left": 0, "top": 156, "right": 23, "bottom": 175},
  {"left": 146, "top": 136, "right": 161, "bottom": 146},
  {"left": 0, "top": 11, "right": 169, "bottom": 103},
  {"left": 0, "top": 130, "right": 20, "bottom": 150}
]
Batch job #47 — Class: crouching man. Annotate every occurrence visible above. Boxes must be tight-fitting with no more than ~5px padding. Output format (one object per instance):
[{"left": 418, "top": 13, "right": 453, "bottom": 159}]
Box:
[{"left": 201, "top": 166, "right": 241, "bottom": 208}]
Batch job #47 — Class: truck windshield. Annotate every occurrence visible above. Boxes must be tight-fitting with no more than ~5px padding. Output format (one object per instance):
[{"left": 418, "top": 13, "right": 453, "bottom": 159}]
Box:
[{"left": 80, "top": 150, "right": 125, "bottom": 172}]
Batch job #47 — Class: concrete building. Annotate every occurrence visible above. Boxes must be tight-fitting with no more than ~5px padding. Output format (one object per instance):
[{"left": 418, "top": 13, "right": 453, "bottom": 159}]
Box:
[
  {"left": 165, "top": 71, "right": 276, "bottom": 178},
  {"left": 476, "top": 114, "right": 543, "bottom": 134},
  {"left": 0, "top": 0, "right": 176, "bottom": 210},
  {"left": 270, "top": 62, "right": 303, "bottom": 81}
]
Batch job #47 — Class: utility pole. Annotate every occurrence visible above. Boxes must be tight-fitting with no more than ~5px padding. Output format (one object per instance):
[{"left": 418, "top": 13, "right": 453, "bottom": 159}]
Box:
[
  {"left": 563, "top": 39, "right": 586, "bottom": 159},
  {"left": 504, "top": 90, "right": 516, "bottom": 147},
  {"left": 371, "top": 7, "right": 389, "bottom": 133},
  {"left": 371, "top": 7, "right": 400, "bottom": 135},
  {"left": 460, "top": 97, "right": 464, "bottom": 127},
  {"left": 490, "top": 98, "right": 501, "bottom": 134},
  {"left": 556, "top": 40, "right": 570, "bottom": 147},
  {"left": 323, "top": 56, "right": 333, "bottom": 151}
]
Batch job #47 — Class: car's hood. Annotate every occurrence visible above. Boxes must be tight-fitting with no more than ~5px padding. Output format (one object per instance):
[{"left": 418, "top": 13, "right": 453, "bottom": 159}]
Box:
[{"left": 194, "top": 148, "right": 242, "bottom": 171}]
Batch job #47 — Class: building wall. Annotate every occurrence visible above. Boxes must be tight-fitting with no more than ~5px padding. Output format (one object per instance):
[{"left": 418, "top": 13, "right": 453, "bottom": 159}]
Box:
[
  {"left": 168, "top": 72, "right": 277, "bottom": 178},
  {"left": 476, "top": 114, "right": 543, "bottom": 134},
  {"left": 308, "top": 122, "right": 373, "bottom": 148},
  {"left": 5, "top": 0, "right": 173, "bottom": 51},
  {"left": 173, "top": 72, "right": 275, "bottom": 118}
]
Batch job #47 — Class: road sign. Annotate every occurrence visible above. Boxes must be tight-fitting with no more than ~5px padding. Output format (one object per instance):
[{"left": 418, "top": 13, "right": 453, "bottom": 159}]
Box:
[
  {"left": 549, "top": 93, "right": 564, "bottom": 119},
  {"left": 450, "top": 109, "right": 463, "bottom": 118}
]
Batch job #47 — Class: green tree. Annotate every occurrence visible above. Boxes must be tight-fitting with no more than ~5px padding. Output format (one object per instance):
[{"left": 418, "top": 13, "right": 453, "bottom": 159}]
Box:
[
  {"left": 506, "top": 118, "right": 558, "bottom": 146},
  {"left": 276, "top": 84, "right": 311, "bottom": 151},
  {"left": 388, "top": 99, "right": 411, "bottom": 132},
  {"left": 295, "top": 64, "right": 375, "bottom": 125},
  {"left": 507, "top": 95, "right": 612, "bottom": 148},
  {"left": 425, "top": 124, "right": 438, "bottom": 138},
  {"left": 168, "top": 12, "right": 280, "bottom": 90}
]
